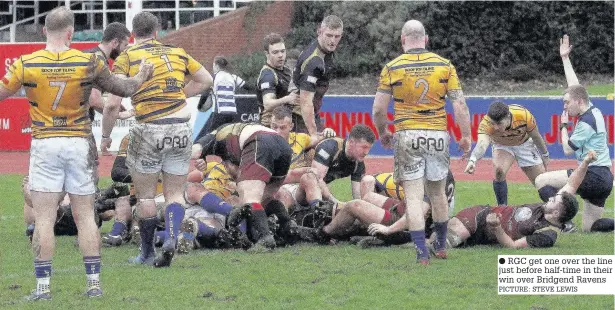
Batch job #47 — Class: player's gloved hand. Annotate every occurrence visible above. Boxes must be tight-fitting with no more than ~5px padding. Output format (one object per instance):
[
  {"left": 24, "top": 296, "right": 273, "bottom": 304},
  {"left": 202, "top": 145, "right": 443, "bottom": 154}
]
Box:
[
  {"left": 486, "top": 213, "right": 501, "bottom": 228},
  {"left": 379, "top": 130, "right": 393, "bottom": 149},
  {"left": 322, "top": 128, "right": 336, "bottom": 138},
  {"left": 367, "top": 223, "right": 391, "bottom": 236},
  {"left": 464, "top": 159, "right": 476, "bottom": 174},
  {"left": 191, "top": 144, "right": 203, "bottom": 160}
]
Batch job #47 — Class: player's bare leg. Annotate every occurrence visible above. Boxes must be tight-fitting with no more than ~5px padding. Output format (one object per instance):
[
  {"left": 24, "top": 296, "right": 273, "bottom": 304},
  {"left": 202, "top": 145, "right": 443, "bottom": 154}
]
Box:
[
  {"left": 299, "top": 172, "right": 323, "bottom": 206},
  {"left": 129, "top": 170, "right": 159, "bottom": 265},
  {"left": 534, "top": 170, "right": 569, "bottom": 202},
  {"left": 520, "top": 164, "right": 546, "bottom": 185},
  {"left": 29, "top": 191, "right": 63, "bottom": 300},
  {"left": 582, "top": 200, "right": 605, "bottom": 232},
  {"left": 492, "top": 149, "right": 515, "bottom": 205},
  {"left": 439, "top": 217, "right": 471, "bottom": 248},
  {"left": 274, "top": 188, "right": 296, "bottom": 211}
]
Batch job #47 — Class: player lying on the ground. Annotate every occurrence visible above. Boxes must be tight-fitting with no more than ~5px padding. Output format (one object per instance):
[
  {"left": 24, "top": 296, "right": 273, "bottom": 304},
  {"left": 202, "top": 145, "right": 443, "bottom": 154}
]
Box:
[
  {"left": 310, "top": 171, "right": 456, "bottom": 245},
  {"left": 532, "top": 34, "right": 614, "bottom": 233},
  {"left": 464, "top": 101, "right": 549, "bottom": 206},
  {"left": 370, "top": 151, "right": 595, "bottom": 249},
  {"left": 360, "top": 170, "right": 456, "bottom": 217},
  {"left": 192, "top": 122, "right": 293, "bottom": 250}
]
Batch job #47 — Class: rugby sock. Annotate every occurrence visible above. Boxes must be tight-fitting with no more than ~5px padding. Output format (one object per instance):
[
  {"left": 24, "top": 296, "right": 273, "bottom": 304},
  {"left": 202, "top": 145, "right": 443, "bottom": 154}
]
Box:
[
  {"left": 139, "top": 217, "right": 159, "bottom": 258},
  {"left": 493, "top": 180, "right": 508, "bottom": 205},
  {"left": 109, "top": 220, "right": 127, "bottom": 236},
  {"left": 196, "top": 221, "right": 219, "bottom": 238},
  {"left": 34, "top": 259, "right": 52, "bottom": 294},
  {"left": 590, "top": 218, "right": 614, "bottom": 232},
  {"left": 199, "top": 192, "right": 233, "bottom": 216},
  {"left": 433, "top": 221, "right": 448, "bottom": 251},
  {"left": 83, "top": 256, "right": 101, "bottom": 289},
  {"left": 249, "top": 203, "right": 271, "bottom": 241},
  {"left": 165, "top": 203, "right": 185, "bottom": 242},
  {"left": 538, "top": 186, "right": 558, "bottom": 202},
  {"left": 409, "top": 230, "right": 429, "bottom": 260}
]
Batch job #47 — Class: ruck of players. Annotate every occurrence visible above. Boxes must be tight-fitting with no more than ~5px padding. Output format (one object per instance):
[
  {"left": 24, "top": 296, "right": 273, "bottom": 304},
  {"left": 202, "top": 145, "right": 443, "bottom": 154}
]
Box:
[{"left": 0, "top": 7, "right": 612, "bottom": 302}]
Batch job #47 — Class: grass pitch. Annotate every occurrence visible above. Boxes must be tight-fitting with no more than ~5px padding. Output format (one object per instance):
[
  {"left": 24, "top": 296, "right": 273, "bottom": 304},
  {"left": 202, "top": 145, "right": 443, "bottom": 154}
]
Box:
[{"left": 0, "top": 174, "right": 612, "bottom": 309}]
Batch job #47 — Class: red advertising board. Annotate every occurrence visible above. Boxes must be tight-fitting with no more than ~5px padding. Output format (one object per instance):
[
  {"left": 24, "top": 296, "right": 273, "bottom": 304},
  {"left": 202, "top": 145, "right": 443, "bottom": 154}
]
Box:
[
  {"left": 1, "top": 42, "right": 98, "bottom": 78},
  {"left": 0, "top": 98, "right": 31, "bottom": 151}
]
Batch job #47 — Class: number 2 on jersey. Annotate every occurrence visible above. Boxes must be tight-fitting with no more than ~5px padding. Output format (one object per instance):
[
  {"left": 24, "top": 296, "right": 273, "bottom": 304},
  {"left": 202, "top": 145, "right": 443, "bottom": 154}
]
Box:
[
  {"left": 49, "top": 81, "right": 67, "bottom": 110},
  {"left": 414, "top": 78, "right": 430, "bottom": 104},
  {"left": 160, "top": 54, "right": 174, "bottom": 72}
]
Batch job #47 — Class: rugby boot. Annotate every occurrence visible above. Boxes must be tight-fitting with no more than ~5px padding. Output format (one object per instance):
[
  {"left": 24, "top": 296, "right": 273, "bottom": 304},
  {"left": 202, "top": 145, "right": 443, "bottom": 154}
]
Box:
[
  {"left": 86, "top": 287, "right": 103, "bottom": 298},
  {"left": 153, "top": 238, "right": 177, "bottom": 268},
  {"left": 248, "top": 234, "right": 276, "bottom": 253},
  {"left": 177, "top": 232, "right": 196, "bottom": 254},
  {"left": 428, "top": 240, "right": 448, "bottom": 259},
  {"left": 214, "top": 228, "right": 233, "bottom": 249},
  {"left": 25, "top": 290, "right": 51, "bottom": 301},
  {"left": 227, "top": 204, "right": 252, "bottom": 228},
  {"left": 416, "top": 246, "right": 430, "bottom": 265},
  {"left": 128, "top": 254, "right": 154, "bottom": 265}
]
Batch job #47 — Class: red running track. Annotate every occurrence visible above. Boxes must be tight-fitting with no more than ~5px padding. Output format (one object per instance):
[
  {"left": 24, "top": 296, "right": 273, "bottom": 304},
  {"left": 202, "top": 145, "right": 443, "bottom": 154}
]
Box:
[{"left": 0, "top": 151, "right": 582, "bottom": 182}]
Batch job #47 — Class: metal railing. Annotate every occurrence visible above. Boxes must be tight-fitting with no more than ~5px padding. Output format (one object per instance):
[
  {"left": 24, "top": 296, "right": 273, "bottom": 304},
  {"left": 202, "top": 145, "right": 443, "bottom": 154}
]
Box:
[{"left": 1, "top": 0, "right": 251, "bottom": 42}]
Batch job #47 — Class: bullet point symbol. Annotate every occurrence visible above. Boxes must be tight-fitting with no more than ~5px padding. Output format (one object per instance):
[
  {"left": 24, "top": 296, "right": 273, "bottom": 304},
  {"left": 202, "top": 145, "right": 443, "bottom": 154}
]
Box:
[{"left": 499, "top": 258, "right": 505, "bottom": 265}]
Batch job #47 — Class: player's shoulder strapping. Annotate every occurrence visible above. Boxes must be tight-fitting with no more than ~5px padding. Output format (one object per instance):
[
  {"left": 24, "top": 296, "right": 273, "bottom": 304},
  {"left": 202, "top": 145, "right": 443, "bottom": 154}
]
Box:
[
  {"left": 258, "top": 65, "right": 278, "bottom": 84},
  {"left": 315, "top": 137, "right": 342, "bottom": 161}
]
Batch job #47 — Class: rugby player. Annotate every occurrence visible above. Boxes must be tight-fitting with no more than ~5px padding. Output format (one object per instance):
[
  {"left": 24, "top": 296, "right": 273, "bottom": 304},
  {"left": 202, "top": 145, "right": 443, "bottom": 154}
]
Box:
[
  {"left": 192, "top": 122, "right": 293, "bottom": 250},
  {"left": 101, "top": 12, "right": 213, "bottom": 267},
  {"left": 269, "top": 106, "right": 337, "bottom": 217},
  {"left": 429, "top": 151, "right": 595, "bottom": 249},
  {"left": 0, "top": 6, "right": 153, "bottom": 299},
  {"left": 318, "top": 171, "right": 456, "bottom": 246},
  {"left": 311, "top": 124, "right": 375, "bottom": 204},
  {"left": 372, "top": 20, "right": 471, "bottom": 264},
  {"left": 533, "top": 35, "right": 613, "bottom": 233},
  {"left": 294, "top": 15, "right": 343, "bottom": 138},
  {"left": 465, "top": 101, "right": 549, "bottom": 205},
  {"left": 257, "top": 33, "right": 297, "bottom": 127}
]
